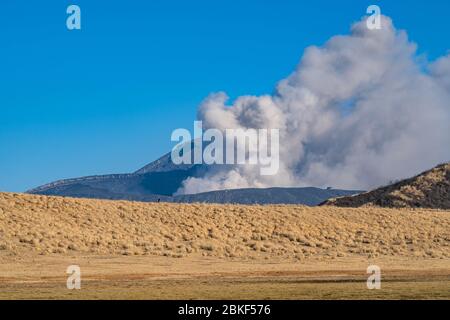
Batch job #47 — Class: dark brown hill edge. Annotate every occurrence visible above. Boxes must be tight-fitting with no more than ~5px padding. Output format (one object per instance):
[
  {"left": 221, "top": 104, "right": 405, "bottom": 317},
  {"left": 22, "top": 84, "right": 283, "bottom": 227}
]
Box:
[{"left": 321, "top": 162, "right": 450, "bottom": 209}]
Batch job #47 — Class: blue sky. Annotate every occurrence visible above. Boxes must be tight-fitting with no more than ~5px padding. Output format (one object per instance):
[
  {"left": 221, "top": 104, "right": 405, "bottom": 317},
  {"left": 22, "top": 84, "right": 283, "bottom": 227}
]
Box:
[{"left": 1, "top": 0, "right": 449, "bottom": 192}]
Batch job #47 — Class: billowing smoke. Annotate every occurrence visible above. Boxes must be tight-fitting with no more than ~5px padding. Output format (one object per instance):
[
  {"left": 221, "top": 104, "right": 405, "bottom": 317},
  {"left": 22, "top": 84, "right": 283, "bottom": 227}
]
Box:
[{"left": 177, "top": 15, "right": 450, "bottom": 195}]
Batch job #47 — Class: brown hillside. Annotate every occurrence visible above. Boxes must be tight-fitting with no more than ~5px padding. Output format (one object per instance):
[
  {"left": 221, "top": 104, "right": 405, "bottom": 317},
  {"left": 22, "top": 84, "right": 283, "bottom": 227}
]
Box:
[
  {"left": 323, "top": 162, "right": 450, "bottom": 209},
  {"left": 0, "top": 192, "right": 449, "bottom": 260}
]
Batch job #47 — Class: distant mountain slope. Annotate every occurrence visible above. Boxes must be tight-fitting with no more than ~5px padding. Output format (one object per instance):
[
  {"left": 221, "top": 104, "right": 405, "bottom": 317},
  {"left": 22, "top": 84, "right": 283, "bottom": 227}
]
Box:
[
  {"left": 175, "top": 187, "right": 362, "bottom": 206},
  {"left": 28, "top": 183, "right": 362, "bottom": 206},
  {"left": 322, "top": 162, "right": 450, "bottom": 209},
  {"left": 27, "top": 147, "right": 205, "bottom": 198},
  {"left": 27, "top": 148, "right": 362, "bottom": 206},
  {"left": 27, "top": 168, "right": 200, "bottom": 198}
]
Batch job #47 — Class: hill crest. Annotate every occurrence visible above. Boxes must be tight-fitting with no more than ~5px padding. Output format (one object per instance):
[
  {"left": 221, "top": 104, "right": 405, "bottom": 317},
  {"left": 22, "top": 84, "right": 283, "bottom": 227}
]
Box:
[{"left": 322, "top": 162, "right": 450, "bottom": 209}]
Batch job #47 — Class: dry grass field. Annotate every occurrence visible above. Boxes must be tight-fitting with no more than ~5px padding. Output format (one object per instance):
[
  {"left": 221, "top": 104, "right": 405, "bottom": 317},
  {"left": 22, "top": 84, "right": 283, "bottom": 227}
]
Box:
[
  {"left": 0, "top": 192, "right": 449, "bottom": 299},
  {"left": 1, "top": 255, "right": 449, "bottom": 300}
]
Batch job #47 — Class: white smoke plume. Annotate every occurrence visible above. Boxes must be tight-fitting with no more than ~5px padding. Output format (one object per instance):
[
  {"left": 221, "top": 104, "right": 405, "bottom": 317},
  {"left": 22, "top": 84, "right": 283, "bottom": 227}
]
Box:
[{"left": 177, "top": 15, "right": 450, "bottom": 194}]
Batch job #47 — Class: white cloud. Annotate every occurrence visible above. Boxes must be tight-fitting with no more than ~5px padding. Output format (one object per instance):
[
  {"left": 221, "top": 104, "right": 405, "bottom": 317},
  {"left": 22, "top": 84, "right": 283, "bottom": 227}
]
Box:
[{"left": 177, "top": 15, "right": 450, "bottom": 194}]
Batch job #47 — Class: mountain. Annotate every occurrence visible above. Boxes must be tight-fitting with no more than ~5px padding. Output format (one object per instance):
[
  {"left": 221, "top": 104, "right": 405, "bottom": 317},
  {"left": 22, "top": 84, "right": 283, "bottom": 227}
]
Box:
[
  {"left": 27, "top": 150, "right": 362, "bottom": 205},
  {"left": 174, "top": 187, "right": 362, "bottom": 206},
  {"left": 27, "top": 152, "right": 202, "bottom": 198},
  {"left": 322, "top": 162, "right": 450, "bottom": 209}
]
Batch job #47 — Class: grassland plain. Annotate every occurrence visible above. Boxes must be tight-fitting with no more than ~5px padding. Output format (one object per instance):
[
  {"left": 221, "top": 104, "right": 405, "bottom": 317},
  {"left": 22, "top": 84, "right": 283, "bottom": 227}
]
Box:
[{"left": 0, "top": 192, "right": 449, "bottom": 299}]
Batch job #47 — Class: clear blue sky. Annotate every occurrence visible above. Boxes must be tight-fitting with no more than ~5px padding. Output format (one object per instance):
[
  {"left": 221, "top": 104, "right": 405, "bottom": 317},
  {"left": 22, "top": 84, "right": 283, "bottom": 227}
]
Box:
[{"left": 1, "top": 0, "right": 449, "bottom": 192}]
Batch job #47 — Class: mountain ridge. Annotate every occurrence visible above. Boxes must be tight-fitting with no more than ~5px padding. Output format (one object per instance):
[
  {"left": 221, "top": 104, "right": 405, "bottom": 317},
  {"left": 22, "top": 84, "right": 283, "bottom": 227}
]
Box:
[{"left": 27, "top": 148, "right": 363, "bottom": 205}]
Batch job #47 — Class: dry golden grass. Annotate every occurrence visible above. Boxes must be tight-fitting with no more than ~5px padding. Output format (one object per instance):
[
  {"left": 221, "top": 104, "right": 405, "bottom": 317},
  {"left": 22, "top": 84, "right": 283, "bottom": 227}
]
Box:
[{"left": 0, "top": 192, "right": 449, "bottom": 260}]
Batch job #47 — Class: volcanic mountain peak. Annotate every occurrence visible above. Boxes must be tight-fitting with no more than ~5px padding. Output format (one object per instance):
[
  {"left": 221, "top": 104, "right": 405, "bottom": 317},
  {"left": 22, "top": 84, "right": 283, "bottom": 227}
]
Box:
[
  {"left": 322, "top": 162, "right": 450, "bottom": 209},
  {"left": 134, "top": 152, "right": 196, "bottom": 174},
  {"left": 26, "top": 147, "right": 362, "bottom": 205}
]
